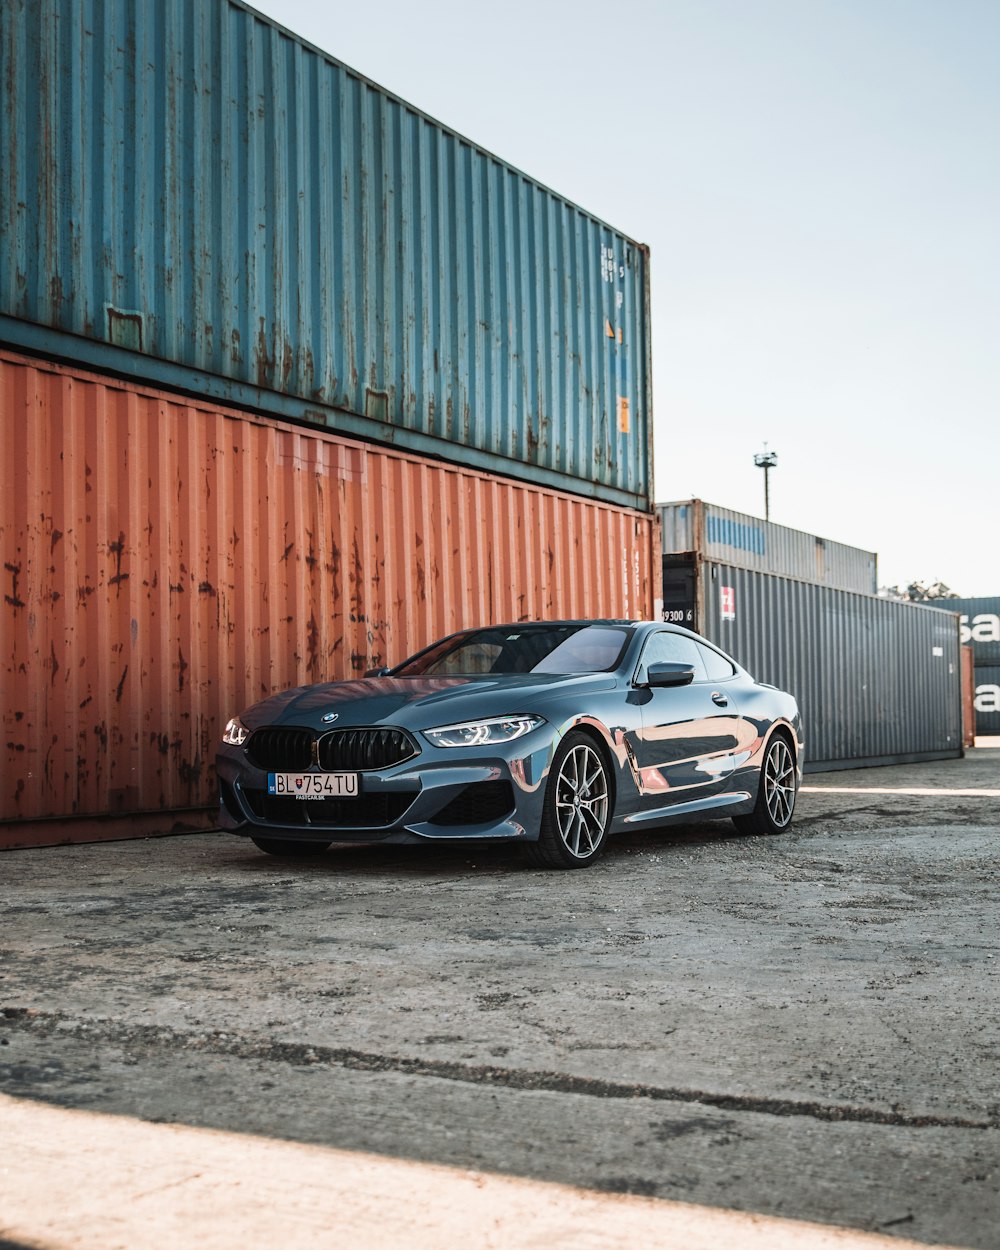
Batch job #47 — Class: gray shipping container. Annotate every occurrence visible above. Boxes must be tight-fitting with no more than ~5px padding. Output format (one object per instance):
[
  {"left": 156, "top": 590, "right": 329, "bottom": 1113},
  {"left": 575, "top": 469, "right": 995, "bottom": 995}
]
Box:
[
  {"left": 0, "top": 0, "right": 653, "bottom": 510},
  {"left": 971, "top": 667, "right": 1000, "bottom": 736},
  {"left": 922, "top": 598, "right": 1000, "bottom": 669},
  {"left": 659, "top": 500, "right": 877, "bottom": 594},
  {"left": 663, "top": 556, "right": 963, "bottom": 771}
]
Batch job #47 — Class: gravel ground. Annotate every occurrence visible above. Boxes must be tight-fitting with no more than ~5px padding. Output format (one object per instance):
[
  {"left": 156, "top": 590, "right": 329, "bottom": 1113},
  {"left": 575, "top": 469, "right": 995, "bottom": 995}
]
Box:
[{"left": 1, "top": 747, "right": 998, "bottom": 1248}]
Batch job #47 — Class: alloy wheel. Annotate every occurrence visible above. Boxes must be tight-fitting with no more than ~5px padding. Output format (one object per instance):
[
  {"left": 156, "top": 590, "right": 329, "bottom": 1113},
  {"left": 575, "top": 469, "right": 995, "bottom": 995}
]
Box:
[
  {"left": 763, "top": 738, "right": 796, "bottom": 827},
  {"left": 554, "top": 742, "right": 610, "bottom": 859}
]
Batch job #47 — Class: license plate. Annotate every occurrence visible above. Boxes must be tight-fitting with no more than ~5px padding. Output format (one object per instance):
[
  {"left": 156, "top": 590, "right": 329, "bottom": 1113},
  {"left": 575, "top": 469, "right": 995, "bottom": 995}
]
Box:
[{"left": 267, "top": 772, "right": 359, "bottom": 800}]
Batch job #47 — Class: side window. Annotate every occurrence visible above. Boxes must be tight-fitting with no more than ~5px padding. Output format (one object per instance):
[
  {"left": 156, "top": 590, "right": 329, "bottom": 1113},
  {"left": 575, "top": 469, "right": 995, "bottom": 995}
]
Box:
[
  {"left": 698, "top": 642, "right": 736, "bottom": 682},
  {"left": 639, "top": 632, "right": 708, "bottom": 682}
]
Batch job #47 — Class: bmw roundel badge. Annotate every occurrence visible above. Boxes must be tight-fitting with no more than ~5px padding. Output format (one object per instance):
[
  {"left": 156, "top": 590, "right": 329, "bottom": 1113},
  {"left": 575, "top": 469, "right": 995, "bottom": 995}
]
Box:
[{"left": 322, "top": 712, "right": 339, "bottom": 723}]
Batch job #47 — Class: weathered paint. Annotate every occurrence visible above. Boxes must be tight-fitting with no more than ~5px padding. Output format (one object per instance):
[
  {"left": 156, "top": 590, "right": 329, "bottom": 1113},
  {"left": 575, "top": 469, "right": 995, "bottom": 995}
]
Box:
[
  {"left": 659, "top": 499, "right": 878, "bottom": 594},
  {"left": 662, "top": 557, "right": 962, "bottom": 771},
  {"left": 960, "top": 646, "right": 976, "bottom": 748},
  {"left": 0, "top": 0, "right": 653, "bottom": 511},
  {"left": 0, "top": 349, "right": 658, "bottom": 841}
]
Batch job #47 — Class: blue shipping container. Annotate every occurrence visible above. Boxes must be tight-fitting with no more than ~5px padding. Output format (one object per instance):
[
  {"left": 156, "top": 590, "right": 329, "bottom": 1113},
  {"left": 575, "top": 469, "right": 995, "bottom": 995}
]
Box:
[
  {"left": 923, "top": 598, "right": 1000, "bottom": 669},
  {"left": 972, "top": 666, "right": 1000, "bottom": 737},
  {"left": 0, "top": 0, "right": 652, "bottom": 509}
]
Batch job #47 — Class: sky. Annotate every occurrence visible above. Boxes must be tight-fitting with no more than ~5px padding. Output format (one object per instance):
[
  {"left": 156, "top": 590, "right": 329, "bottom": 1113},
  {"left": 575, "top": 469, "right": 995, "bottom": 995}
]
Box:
[{"left": 252, "top": 0, "right": 999, "bottom": 596}]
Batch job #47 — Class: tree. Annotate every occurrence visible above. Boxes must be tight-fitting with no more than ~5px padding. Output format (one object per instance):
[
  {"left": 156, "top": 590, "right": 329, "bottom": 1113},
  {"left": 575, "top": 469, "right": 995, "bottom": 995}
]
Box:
[{"left": 879, "top": 580, "right": 961, "bottom": 602}]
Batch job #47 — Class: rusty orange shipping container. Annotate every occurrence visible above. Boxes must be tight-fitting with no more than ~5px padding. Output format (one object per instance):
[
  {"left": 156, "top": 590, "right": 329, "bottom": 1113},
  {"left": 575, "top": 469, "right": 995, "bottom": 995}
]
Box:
[{"left": 0, "top": 350, "right": 659, "bottom": 847}]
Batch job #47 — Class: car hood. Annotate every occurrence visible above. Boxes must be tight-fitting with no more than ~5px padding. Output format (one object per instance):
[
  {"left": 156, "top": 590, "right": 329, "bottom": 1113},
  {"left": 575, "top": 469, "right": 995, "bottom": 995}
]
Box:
[{"left": 240, "top": 673, "right": 618, "bottom": 731}]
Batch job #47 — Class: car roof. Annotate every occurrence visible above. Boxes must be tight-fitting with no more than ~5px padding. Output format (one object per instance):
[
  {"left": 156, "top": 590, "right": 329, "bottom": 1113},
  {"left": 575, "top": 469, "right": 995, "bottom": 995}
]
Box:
[{"left": 463, "top": 619, "right": 643, "bottom": 630}]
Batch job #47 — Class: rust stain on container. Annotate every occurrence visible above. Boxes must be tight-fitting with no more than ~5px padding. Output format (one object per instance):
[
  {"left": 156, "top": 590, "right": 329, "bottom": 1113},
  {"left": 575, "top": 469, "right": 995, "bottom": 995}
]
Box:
[
  {"left": 960, "top": 645, "right": 976, "bottom": 749},
  {"left": 0, "top": 350, "right": 657, "bottom": 843}
]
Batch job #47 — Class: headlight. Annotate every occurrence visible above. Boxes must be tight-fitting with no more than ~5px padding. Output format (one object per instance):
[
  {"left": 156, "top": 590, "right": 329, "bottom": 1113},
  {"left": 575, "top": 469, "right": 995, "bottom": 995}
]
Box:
[
  {"left": 222, "top": 716, "right": 250, "bottom": 746},
  {"left": 423, "top": 715, "right": 544, "bottom": 748}
]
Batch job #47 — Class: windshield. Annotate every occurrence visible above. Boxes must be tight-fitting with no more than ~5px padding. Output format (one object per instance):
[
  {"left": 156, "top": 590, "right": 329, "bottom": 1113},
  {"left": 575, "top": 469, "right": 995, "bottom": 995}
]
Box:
[{"left": 393, "top": 624, "right": 632, "bottom": 677}]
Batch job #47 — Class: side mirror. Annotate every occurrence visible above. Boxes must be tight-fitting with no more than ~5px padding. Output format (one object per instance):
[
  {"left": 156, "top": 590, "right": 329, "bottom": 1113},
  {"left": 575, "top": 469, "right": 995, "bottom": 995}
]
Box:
[
  {"left": 645, "top": 661, "right": 695, "bottom": 688},
  {"left": 364, "top": 665, "right": 391, "bottom": 678}
]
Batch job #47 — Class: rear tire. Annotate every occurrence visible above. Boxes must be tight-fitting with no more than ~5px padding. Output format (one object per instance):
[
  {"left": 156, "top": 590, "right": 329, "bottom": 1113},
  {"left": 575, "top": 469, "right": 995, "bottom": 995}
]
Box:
[
  {"left": 733, "top": 733, "right": 797, "bottom": 836},
  {"left": 250, "top": 836, "right": 332, "bottom": 857},
  {"left": 523, "top": 731, "right": 612, "bottom": 869}
]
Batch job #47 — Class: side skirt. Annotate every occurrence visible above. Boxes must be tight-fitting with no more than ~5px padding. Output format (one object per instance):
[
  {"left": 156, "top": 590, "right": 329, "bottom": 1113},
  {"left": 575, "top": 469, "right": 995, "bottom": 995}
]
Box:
[{"left": 620, "top": 791, "right": 753, "bottom": 826}]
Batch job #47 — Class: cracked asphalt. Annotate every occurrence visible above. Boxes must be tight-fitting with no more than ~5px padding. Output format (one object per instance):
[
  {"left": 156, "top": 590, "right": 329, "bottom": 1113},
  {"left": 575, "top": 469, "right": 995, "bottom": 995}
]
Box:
[{"left": 2, "top": 747, "right": 998, "bottom": 1247}]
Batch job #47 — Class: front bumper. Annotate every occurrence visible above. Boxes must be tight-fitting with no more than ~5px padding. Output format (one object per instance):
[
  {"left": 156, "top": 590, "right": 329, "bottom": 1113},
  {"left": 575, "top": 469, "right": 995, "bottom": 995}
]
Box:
[{"left": 215, "top": 735, "right": 554, "bottom": 845}]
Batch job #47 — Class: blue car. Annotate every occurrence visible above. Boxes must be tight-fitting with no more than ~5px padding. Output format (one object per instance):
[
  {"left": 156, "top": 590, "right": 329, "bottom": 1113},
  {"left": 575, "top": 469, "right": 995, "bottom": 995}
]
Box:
[{"left": 216, "top": 620, "right": 803, "bottom": 869}]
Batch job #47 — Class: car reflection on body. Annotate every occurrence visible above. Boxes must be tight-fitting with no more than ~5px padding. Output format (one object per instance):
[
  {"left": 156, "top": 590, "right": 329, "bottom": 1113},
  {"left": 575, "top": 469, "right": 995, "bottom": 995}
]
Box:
[{"left": 216, "top": 620, "right": 803, "bottom": 869}]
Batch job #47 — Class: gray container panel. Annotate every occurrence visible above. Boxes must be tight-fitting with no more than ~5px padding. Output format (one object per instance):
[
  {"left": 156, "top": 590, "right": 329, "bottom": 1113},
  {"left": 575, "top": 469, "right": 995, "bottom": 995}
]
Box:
[
  {"left": 699, "top": 564, "right": 962, "bottom": 771},
  {"left": 0, "top": 0, "right": 652, "bottom": 509},
  {"left": 658, "top": 500, "right": 877, "bottom": 594}
]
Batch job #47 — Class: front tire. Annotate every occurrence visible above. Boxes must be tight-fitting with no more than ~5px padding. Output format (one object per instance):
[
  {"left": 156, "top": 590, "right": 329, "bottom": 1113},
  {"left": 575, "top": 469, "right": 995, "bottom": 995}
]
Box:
[
  {"left": 250, "top": 836, "right": 332, "bottom": 857},
  {"left": 524, "top": 731, "right": 612, "bottom": 869},
  {"left": 733, "top": 733, "right": 797, "bottom": 836}
]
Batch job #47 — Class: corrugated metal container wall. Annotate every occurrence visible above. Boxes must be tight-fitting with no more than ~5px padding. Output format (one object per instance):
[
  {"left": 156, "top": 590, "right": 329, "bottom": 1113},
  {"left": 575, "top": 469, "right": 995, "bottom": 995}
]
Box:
[
  {"left": 0, "top": 350, "right": 657, "bottom": 842},
  {"left": 0, "top": 0, "right": 652, "bottom": 510},
  {"left": 922, "top": 598, "right": 1000, "bottom": 668},
  {"left": 972, "top": 667, "right": 1000, "bottom": 736},
  {"left": 697, "top": 564, "right": 962, "bottom": 771},
  {"left": 658, "top": 500, "right": 877, "bottom": 594}
]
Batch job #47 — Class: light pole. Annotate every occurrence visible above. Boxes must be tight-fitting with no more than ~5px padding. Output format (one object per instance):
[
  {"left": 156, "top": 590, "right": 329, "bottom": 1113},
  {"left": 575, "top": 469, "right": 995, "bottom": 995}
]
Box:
[{"left": 754, "top": 444, "right": 778, "bottom": 520}]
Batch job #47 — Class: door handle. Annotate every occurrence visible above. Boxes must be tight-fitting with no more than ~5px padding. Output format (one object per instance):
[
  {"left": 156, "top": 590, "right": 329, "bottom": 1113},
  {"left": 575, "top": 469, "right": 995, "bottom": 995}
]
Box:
[{"left": 711, "top": 692, "right": 729, "bottom": 707}]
